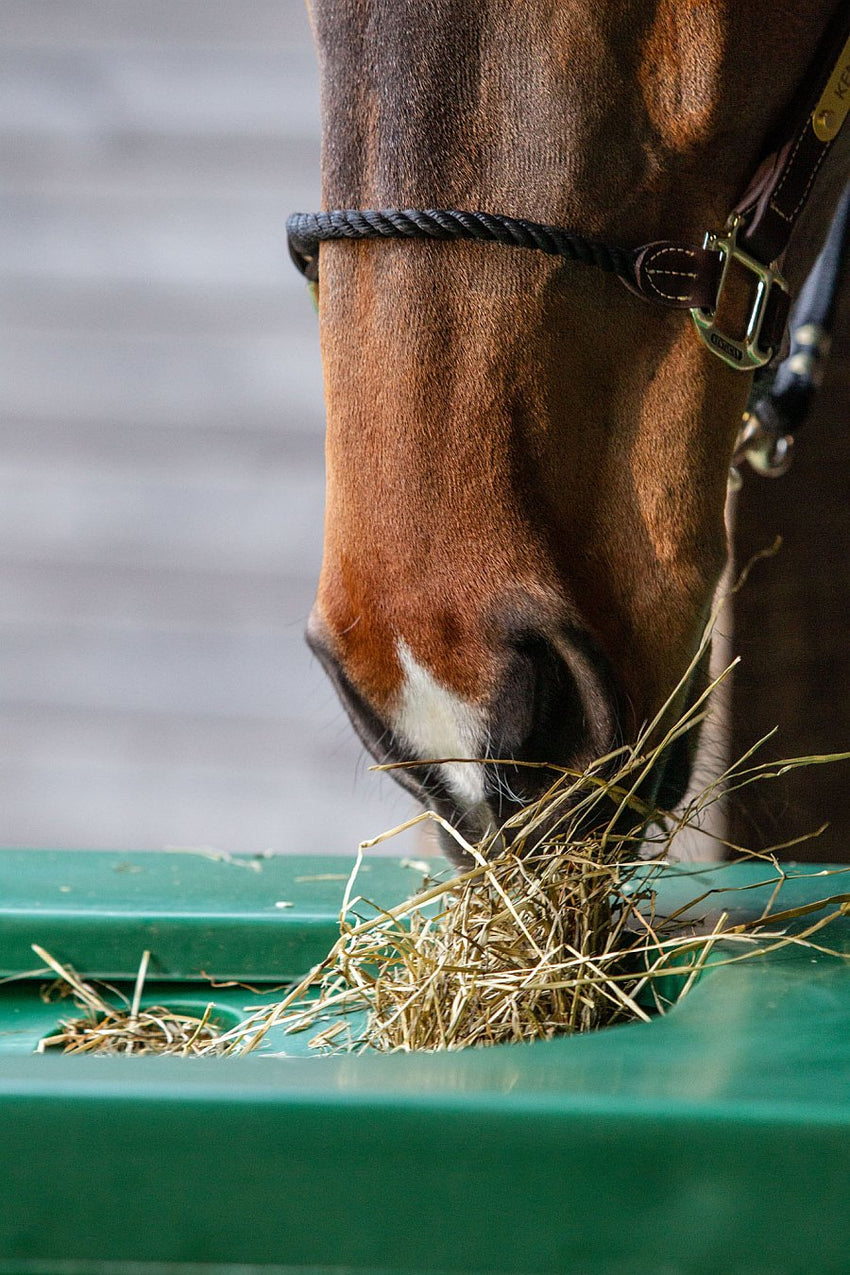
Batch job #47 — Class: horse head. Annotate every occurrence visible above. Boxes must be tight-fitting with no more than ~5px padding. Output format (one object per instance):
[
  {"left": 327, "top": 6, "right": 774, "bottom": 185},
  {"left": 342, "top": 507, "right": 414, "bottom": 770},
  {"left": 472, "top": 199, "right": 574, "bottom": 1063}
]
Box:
[{"left": 303, "top": 0, "right": 848, "bottom": 855}]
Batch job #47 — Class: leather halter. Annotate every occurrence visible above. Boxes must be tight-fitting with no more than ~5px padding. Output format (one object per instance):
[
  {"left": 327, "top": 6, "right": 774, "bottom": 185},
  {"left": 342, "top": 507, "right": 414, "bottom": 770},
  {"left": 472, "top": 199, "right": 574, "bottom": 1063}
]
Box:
[{"left": 288, "top": 3, "right": 850, "bottom": 373}]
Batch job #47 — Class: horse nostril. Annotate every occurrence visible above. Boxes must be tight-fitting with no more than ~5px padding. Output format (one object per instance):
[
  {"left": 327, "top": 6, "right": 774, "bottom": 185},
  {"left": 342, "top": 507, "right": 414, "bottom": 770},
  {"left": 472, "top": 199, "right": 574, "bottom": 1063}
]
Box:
[
  {"left": 496, "top": 634, "right": 588, "bottom": 757},
  {"left": 484, "top": 629, "right": 618, "bottom": 816}
]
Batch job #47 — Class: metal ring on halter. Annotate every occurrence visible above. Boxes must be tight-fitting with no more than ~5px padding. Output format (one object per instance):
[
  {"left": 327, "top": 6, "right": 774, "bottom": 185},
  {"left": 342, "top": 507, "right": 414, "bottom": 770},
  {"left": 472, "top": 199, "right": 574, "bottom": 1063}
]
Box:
[{"left": 733, "top": 409, "right": 795, "bottom": 478}]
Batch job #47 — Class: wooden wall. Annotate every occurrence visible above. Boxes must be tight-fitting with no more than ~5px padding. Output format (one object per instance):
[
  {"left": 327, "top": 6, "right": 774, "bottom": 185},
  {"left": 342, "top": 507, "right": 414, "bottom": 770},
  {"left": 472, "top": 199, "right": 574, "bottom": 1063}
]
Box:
[{"left": 0, "top": 0, "right": 416, "bottom": 853}]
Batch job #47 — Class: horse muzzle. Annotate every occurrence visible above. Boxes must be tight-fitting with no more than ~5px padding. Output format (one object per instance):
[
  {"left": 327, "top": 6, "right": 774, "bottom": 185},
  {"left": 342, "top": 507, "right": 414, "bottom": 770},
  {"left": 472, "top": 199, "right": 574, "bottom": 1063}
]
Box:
[{"left": 308, "top": 609, "right": 632, "bottom": 863}]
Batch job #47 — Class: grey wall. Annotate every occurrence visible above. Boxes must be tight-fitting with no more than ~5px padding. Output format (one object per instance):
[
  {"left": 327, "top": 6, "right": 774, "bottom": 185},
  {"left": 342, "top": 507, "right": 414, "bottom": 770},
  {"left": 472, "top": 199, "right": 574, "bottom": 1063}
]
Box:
[{"left": 0, "top": 0, "right": 417, "bottom": 853}]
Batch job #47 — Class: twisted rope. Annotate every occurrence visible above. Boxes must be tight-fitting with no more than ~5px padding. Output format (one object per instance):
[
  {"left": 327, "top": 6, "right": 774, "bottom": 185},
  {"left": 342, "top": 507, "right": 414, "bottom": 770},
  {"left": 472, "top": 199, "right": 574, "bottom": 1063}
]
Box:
[{"left": 287, "top": 208, "right": 636, "bottom": 283}]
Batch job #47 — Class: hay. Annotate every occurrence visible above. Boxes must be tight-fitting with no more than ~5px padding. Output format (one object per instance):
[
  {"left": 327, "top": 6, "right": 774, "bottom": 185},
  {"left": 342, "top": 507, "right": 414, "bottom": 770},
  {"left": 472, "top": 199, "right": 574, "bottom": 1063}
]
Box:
[
  {"left": 34, "top": 947, "right": 224, "bottom": 1056},
  {"left": 205, "top": 634, "right": 850, "bottom": 1057},
  {"left": 207, "top": 832, "right": 849, "bottom": 1057}
]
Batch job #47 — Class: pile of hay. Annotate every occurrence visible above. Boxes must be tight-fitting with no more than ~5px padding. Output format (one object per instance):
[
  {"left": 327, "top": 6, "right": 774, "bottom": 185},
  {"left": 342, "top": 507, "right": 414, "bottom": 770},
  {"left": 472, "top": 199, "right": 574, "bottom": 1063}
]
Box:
[
  {"left": 35, "top": 947, "right": 223, "bottom": 1056},
  {"left": 206, "top": 648, "right": 850, "bottom": 1057},
  {"left": 211, "top": 845, "right": 848, "bottom": 1059}
]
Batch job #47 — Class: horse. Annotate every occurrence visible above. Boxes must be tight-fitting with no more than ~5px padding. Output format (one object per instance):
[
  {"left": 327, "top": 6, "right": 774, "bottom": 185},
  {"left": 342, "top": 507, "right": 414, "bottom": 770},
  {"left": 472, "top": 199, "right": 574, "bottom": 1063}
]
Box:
[{"left": 296, "top": 0, "right": 850, "bottom": 860}]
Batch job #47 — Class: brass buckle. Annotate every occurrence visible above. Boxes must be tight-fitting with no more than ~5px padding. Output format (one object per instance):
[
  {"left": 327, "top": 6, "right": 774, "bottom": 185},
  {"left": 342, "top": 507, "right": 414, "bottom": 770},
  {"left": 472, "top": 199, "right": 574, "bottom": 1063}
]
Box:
[{"left": 691, "top": 216, "right": 789, "bottom": 371}]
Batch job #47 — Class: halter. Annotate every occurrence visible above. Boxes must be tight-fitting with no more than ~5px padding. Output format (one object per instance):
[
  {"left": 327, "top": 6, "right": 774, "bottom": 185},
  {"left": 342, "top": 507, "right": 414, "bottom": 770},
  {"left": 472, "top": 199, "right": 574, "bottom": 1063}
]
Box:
[
  {"left": 288, "top": 4, "right": 850, "bottom": 488},
  {"left": 288, "top": 4, "right": 849, "bottom": 379}
]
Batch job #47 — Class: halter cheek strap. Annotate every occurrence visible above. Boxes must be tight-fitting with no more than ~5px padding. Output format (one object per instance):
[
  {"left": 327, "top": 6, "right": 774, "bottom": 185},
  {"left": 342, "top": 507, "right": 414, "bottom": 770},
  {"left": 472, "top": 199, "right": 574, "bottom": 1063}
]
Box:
[{"left": 288, "top": 3, "right": 850, "bottom": 373}]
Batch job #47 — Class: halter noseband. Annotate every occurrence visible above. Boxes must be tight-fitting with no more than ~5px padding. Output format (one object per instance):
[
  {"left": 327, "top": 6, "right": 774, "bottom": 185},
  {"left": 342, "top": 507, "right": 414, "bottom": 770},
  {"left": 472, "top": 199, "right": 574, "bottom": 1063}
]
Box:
[{"left": 288, "top": 5, "right": 850, "bottom": 376}]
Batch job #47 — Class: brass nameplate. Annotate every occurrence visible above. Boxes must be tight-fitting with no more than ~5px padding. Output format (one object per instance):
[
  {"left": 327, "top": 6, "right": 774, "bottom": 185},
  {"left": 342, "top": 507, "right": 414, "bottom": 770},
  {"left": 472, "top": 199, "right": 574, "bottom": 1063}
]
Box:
[{"left": 812, "top": 32, "right": 850, "bottom": 142}]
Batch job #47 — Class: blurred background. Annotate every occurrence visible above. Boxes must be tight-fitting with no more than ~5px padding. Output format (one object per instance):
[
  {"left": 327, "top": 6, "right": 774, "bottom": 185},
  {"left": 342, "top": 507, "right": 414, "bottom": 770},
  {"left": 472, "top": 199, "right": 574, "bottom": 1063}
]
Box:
[{"left": 0, "top": 0, "right": 416, "bottom": 853}]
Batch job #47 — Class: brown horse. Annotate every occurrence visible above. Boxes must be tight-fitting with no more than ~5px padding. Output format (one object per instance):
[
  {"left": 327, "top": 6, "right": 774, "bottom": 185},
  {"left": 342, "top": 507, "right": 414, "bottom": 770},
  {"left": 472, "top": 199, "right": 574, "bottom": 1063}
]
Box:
[{"left": 301, "top": 0, "right": 850, "bottom": 857}]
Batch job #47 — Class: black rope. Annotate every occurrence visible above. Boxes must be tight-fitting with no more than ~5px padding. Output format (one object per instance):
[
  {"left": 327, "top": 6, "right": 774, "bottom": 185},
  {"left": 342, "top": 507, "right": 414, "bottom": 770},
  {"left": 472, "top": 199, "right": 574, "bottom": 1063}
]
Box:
[{"left": 286, "top": 208, "right": 636, "bottom": 283}]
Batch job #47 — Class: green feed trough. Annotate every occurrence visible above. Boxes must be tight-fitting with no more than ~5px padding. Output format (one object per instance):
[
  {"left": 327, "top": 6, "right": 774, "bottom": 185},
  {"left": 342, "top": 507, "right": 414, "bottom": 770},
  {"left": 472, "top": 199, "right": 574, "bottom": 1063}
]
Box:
[{"left": 0, "top": 849, "right": 848, "bottom": 1275}]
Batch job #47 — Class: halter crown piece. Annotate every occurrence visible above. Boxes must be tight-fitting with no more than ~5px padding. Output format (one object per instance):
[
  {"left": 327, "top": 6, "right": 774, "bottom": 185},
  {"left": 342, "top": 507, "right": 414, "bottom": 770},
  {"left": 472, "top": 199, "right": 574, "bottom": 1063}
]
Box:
[{"left": 288, "top": 4, "right": 850, "bottom": 376}]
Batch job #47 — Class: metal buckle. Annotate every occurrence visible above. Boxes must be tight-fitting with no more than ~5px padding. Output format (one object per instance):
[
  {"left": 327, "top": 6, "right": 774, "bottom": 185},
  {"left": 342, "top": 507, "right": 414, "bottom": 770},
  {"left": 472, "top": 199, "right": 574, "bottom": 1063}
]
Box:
[{"left": 691, "top": 216, "right": 789, "bottom": 371}]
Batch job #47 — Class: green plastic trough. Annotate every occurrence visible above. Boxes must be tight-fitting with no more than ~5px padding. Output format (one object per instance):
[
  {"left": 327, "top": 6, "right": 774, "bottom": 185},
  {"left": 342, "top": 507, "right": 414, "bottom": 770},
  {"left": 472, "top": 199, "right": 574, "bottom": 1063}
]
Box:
[{"left": 0, "top": 849, "right": 848, "bottom": 1275}]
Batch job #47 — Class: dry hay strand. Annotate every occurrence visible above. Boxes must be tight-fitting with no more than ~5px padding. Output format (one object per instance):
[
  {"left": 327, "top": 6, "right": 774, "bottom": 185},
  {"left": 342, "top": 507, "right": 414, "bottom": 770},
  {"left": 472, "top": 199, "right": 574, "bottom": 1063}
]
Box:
[
  {"left": 33, "top": 947, "right": 224, "bottom": 1056},
  {"left": 205, "top": 634, "right": 850, "bottom": 1058}
]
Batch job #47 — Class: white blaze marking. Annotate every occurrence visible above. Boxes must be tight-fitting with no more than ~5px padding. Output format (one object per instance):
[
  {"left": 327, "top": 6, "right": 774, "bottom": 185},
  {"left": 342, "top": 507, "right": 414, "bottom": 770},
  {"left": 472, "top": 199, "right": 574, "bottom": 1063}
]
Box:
[{"left": 392, "top": 641, "right": 488, "bottom": 808}]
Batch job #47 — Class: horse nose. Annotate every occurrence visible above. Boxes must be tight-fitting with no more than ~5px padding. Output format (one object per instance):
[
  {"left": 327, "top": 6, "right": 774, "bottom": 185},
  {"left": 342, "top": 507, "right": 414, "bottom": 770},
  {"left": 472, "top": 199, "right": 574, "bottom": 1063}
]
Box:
[
  {"left": 307, "top": 607, "right": 620, "bottom": 854},
  {"left": 410, "top": 627, "right": 621, "bottom": 863}
]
